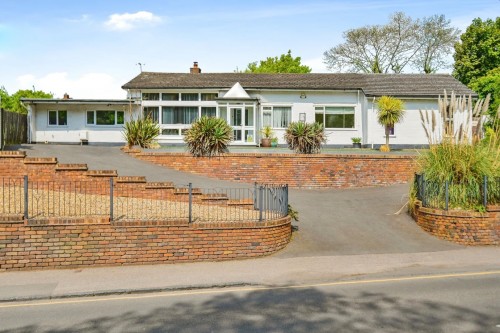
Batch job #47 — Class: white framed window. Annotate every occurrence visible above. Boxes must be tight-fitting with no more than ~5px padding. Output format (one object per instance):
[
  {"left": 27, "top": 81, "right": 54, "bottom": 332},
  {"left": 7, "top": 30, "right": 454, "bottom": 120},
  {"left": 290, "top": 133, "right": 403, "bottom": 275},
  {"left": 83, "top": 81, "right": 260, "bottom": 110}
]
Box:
[
  {"left": 201, "top": 107, "right": 216, "bottom": 117},
  {"left": 161, "top": 93, "right": 179, "bottom": 101},
  {"left": 315, "top": 106, "right": 355, "bottom": 129},
  {"left": 142, "top": 93, "right": 160, "bottom": 101},
  {"left": 143, "top": 107, "right": 159, "bottom": 123},
  {"left": 201, "top": 93, "right": 217, "bottom": 101},
  {"left": 48, "top": 110, "right": 67, "bottom": 126},
  {"left": 181, "top": 93, "right": 199, "bottom": 101},
  {"left": 161, "top": 106, "right": 198, "bottom": 124},
  {"left": 86, "top": 110, "right": 124, "bottom": 126},
  {"left": 262, "top": 106, "right": 291, "bottom": 128}
]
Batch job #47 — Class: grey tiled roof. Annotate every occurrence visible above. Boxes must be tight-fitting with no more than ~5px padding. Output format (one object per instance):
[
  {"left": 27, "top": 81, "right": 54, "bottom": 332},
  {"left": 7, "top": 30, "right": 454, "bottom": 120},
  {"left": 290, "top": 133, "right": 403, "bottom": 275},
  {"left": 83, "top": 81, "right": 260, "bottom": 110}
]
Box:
[{"left": 122, "top": 72, "right": 475, "bottom": 97}]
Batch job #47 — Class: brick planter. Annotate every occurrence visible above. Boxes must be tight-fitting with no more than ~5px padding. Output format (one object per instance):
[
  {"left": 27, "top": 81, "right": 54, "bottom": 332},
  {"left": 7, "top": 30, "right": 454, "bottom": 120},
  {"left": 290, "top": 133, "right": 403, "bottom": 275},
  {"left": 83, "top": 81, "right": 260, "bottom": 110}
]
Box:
[{"left": 413, "top": 202, "right": 500, "bottom": 245}]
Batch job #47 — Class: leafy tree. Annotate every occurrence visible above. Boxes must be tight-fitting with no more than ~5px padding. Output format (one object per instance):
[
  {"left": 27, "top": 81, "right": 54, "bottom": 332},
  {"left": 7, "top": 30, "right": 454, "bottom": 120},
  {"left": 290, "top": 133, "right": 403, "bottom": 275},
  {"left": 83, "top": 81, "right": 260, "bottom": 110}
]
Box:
[
  {"left": 469, "top": 67, "right": 500, "bottom": 118},
  {"left": 0, "top": 87, "right": 12, "bottom": 110},
  {"left": 414, "top": 15, "right": 461, "bottom": 73},
  {"left": 323, "top": 12, "right": 459, "bottom": 74},
  {"left": 245, "top": 50, "right": 311, "bottom": 73},
  {"left": 453, "top": 17, "right": 500, "bottom": 86},
  {"left": 10, "top": 89, "right": 53, "bottom": 114},
  {"left": 377, "top": 96, "right": 405, "bottom": 151},
  {"left": 0, "top": 87, "right": 53, "bottom": 114}
]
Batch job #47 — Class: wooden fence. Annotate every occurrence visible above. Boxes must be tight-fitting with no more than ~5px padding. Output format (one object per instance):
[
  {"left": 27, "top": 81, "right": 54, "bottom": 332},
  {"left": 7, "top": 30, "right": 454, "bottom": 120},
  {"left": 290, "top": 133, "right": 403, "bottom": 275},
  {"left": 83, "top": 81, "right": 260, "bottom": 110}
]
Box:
[{"left": 0, "top": 108, "right": 27, "bottom": 149}]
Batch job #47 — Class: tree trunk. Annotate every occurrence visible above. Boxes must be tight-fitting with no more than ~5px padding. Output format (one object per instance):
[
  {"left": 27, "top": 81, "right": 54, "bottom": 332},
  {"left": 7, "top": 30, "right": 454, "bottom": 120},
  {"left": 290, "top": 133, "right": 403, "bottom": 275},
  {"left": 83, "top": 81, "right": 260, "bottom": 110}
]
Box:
[{"left": 385, "top": 126, "right": 390, "bottom": 148}]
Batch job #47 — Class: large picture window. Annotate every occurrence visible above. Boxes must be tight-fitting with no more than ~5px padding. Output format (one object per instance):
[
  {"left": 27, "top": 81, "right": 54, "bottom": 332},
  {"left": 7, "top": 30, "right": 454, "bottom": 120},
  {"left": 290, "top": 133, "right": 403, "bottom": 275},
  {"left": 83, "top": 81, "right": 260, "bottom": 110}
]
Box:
[
  {"left": 161, "top": 106, "right": 198, "bottom": 124},
  {"left": 201, "top": 107, "right": 216, "bottom": 117},
  {"left": 87, "top": 110, "right": 124, "bottom": 126},
  {"left": 315, "top": 106, "right": 355, "bottom": 129},
  {"left": 262, "top": 106, "right": 291, "bottom": 128},
  {"left": 48, "top": 110, "right": 67, "bottom": 126},
  {"left": 143, "top": 107, "right": 159, "bottom": 123}
]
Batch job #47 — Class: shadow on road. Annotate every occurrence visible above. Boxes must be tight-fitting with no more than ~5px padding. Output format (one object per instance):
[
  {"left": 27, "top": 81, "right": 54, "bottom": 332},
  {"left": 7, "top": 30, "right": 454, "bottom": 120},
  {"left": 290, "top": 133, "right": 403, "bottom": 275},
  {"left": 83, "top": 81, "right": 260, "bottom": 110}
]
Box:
[{"left": 3, "top": 287, "right": 494, "bottom": 333}]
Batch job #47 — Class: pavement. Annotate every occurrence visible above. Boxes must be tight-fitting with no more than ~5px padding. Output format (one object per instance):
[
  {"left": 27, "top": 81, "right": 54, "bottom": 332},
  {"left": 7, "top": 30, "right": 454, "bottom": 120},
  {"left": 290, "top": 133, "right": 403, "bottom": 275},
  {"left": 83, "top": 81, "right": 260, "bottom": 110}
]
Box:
[
  {"left": 1, "top": 144, "right": 498, "bottom": 302},
  {"left": 0, "top": 248, "right": 499, "bottom": 301}
]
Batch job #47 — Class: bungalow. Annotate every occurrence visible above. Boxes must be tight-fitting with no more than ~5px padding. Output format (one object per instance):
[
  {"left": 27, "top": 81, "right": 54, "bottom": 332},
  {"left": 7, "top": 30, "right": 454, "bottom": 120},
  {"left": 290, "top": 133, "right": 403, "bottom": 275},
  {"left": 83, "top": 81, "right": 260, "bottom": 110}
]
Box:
[{"left": 24, "top": 63, "right": 475, "bottom": 147}]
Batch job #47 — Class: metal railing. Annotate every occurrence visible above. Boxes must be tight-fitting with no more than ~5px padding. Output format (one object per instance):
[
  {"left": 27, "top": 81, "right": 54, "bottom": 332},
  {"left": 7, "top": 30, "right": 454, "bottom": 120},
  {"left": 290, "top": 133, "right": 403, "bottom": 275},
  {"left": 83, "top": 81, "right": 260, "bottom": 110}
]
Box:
[
  {"left": 415, "top": 173, "right": 500, "bottom": 210},
  {"left": 0, "top": 176, "right": 289, "bottom": 222}
]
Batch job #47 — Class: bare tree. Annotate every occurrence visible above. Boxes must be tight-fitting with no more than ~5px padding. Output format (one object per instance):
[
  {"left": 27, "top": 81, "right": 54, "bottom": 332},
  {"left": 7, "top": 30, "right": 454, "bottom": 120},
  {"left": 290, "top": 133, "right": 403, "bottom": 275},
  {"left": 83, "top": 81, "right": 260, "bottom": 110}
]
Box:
[
  {"left": 323, "top": 12, "right": 459, "bottom": 74},
  {"left": 414, "top": 15, "right": 460, "bottom": 73}
]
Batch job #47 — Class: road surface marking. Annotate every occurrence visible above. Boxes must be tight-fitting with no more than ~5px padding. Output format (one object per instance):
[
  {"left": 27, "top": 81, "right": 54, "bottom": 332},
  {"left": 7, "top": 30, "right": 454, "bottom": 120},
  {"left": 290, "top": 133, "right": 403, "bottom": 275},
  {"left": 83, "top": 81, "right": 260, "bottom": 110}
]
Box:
[{"left": 1, "top": 270, "right": 499, "bottom": 309}]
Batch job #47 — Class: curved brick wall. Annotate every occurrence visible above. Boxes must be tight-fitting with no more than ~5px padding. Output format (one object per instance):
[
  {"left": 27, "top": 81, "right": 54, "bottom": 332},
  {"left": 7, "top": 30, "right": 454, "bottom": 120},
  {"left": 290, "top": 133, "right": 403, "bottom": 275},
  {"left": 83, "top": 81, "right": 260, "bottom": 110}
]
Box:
[
  {"left": 132, "top": 151, "right": 417, "bottom": 188},
  {"left": 0, "top": 216, "right": 291, "bottom": 271},
  {"left": 414, "top": 202, "right": 500, "bottom": 245}
]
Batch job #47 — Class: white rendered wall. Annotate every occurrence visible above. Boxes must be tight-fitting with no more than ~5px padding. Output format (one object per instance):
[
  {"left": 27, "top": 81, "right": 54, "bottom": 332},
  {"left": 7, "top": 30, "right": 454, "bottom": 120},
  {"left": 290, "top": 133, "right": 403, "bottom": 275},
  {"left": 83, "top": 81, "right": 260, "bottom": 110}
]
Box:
[
  {"left": 32, "top": 103, "right": 139, "bottom": 144},
  {"left": 256, "top": 90, "right": 363, "bottom": 145},
  {"left": 366, "top": 99, "right": 440, "bottom": 147}
]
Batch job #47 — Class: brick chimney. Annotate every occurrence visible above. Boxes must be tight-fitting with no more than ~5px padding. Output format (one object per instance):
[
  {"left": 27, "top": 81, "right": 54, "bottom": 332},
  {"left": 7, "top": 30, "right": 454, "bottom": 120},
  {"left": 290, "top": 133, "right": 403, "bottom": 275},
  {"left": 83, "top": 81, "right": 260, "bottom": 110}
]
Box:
[
  {"left": 190, "top": 62, "right": 201, "bottom": 74},
  {"left": 63, "top": 93, "right": 70, "bottom": 99}
]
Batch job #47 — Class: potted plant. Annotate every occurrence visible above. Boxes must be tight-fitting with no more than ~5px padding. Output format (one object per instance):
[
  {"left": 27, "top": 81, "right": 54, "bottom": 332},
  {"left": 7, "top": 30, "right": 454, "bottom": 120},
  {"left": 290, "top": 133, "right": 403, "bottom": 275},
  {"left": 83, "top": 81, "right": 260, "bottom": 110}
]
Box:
[
  {"left": 271, "top": 137, "right": 278, "bottom": 147},
  {"left": 351, "top": 137, "right": 362, "bottom": 148},
  {"left": 260, "top": 126, "right": 273, "bottom": 147}
]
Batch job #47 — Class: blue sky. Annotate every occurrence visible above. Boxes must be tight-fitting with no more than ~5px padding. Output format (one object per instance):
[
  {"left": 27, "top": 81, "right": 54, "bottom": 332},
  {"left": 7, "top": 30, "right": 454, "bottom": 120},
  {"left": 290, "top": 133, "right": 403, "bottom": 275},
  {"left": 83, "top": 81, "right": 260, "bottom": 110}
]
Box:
[{"left": 0, "top": 0, "right": 498, "bottom": 98}]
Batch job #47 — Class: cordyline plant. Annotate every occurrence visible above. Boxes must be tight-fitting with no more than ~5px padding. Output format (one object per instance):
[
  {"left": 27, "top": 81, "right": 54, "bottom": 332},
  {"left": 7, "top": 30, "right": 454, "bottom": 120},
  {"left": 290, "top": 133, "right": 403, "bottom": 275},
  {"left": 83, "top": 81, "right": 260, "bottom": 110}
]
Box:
[
  {"left": 284, "top": 122, "right": 326, "bottom": 154},
  {"left": 377, "top": 96, "right": 405, "bottom": 151},
  {"left": 184, "top": 116, "right": 233, "bottom": 157},
  {"left": 123, "top": 116, "right": 160, "bottom": 148}
]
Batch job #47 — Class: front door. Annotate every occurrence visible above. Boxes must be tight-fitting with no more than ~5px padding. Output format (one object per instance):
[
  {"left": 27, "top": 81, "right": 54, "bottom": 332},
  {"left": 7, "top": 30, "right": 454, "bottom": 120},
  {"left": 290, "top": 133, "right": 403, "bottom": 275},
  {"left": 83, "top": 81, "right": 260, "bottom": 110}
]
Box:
[{"left": 230, "top": 106, "right": 254, "bottom": 144}]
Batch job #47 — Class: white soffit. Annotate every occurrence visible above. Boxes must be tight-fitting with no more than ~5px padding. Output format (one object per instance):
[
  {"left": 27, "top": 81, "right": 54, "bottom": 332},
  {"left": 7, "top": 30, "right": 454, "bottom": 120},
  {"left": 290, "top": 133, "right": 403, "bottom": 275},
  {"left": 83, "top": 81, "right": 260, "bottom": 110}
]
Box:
[{"left": 223, "top": 82, "right": 251, "bottom": 99}]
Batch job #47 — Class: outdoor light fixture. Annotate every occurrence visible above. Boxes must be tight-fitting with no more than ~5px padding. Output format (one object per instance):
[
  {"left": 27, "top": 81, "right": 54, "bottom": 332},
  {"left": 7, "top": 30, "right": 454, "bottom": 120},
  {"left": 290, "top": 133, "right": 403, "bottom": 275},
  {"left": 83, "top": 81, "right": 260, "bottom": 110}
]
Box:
[{"left": 300, "top": 92, "right": 307, "bottom": 99}]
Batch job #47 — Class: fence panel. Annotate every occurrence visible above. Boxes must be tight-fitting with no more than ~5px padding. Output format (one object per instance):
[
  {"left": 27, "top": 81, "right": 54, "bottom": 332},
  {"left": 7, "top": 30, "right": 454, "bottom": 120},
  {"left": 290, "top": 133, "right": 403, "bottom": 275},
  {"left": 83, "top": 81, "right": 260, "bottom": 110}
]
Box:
[
  {"left": 0, "top": 178, "right": 24, "bottom": 215},
  {"left": 415, "top": 174, "right": 499, "bottom": 210},
  {"left": 1, "top": 109, "right": 27, "bottom": 148},
  {"left": 27, "top": 180, "right": 110, "bottom": 219},
  {"left": 113, "top": 183, "right": 189, "bottom": 221},
  {"left": 0, "top": 177, "right": 289, "bottom": 222}
]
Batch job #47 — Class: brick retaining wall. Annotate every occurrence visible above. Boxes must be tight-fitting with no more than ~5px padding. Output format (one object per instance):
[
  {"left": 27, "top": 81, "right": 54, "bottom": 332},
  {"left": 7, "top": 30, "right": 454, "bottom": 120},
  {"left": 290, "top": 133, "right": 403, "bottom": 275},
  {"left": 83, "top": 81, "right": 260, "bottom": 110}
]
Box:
[
  {"left": 132, "top": 151, "right": 417, "bottom": 188},
  {"left": 413, "top": 202, "right": 500, "bottom": 245},
  {"left": 0, "top": 216, "right": 291, "bottom": 271},
  {"left": 0, "top": 151, "right": 292, "bottom": 271}
]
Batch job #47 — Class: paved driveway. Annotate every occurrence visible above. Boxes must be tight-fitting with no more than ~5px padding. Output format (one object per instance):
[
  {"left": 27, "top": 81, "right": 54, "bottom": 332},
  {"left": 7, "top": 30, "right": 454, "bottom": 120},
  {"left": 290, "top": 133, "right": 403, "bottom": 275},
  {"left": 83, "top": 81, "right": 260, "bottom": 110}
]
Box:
[{"left": 11, "top": 144, "right": 460, "bottom": 256}]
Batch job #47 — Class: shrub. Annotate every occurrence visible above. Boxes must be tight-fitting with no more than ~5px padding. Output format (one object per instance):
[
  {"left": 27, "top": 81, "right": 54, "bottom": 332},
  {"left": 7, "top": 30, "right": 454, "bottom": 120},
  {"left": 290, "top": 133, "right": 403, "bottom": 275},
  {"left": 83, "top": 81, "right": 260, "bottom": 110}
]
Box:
[
  {"left": 184, "top": 116, "right": 233, "bottom": 157},
  {"left": 413, "top": 94, "right": 500, "bottom": 211},
  {"left": 123, "top": 117, "right": 160, "bottom": 148},
  {"left": 284, "top": 122, "right": 326, "bottom": 154}
]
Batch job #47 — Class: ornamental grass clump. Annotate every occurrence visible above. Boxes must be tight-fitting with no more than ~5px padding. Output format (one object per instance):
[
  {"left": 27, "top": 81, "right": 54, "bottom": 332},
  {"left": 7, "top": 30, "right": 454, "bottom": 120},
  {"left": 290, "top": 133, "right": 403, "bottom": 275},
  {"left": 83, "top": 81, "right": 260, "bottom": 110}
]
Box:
[
  {"left": 184, "top": 116, "right": 233, "bottom": 157},
  {"left": 284, "top": 122, "right": 326, "bottom": 154},
  {"left": 413, "top": 91, "right": 500, "bottom": 211}
]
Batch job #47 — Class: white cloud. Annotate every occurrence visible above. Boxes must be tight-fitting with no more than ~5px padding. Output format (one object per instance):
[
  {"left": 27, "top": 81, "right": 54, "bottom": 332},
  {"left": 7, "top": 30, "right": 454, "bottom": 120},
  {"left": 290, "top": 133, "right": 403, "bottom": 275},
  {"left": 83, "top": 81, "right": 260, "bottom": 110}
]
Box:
[
  {"left": 303, "top": 57, "right": 328, "bottom": 73},
  {"left": 16, "top": 72, "right": 126, "bottom": 99},
  {"left": 64, "top": 14, "right": 91, "bottom": 24},
  {"left": 104, "top": 11, "right": 161, "bottom": 31}
]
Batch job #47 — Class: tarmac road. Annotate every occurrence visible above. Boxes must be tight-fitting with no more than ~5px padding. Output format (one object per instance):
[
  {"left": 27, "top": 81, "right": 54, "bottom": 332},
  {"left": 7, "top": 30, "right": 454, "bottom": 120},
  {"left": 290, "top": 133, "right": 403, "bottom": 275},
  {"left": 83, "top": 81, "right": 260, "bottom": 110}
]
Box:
[{"left": 1, "top": 269, "right": 499, "bottom": 333}]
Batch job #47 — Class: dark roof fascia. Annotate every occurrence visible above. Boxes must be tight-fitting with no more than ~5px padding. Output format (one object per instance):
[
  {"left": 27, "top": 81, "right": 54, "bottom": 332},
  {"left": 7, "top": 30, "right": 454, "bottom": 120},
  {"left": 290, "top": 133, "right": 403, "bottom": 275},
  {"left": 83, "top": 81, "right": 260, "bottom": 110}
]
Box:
[
  {"left": 364, "top": 93, "right": 479, "bottom": 99},
  {"left": 21, "top": 98, "right": 139, "bottom": 105}
]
